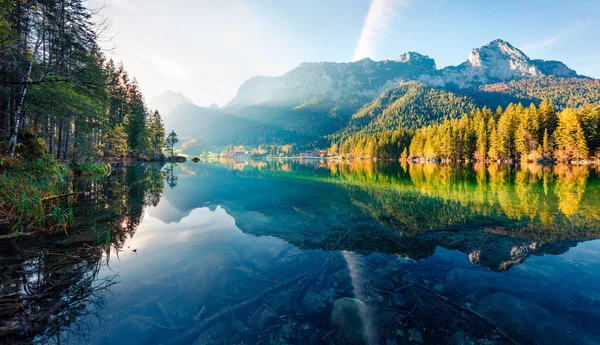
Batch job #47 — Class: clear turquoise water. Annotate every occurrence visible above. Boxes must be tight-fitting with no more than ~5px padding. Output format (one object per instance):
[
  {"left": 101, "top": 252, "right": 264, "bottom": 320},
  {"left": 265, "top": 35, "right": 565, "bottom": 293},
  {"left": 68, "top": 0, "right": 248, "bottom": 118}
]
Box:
[{"left": 2, "top": 160, "right": 600, "bottom": 344}]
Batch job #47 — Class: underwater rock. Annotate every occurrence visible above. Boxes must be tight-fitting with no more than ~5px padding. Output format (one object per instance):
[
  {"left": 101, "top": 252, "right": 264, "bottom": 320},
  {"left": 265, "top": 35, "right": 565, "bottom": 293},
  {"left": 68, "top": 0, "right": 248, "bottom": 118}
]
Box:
[
  {"left": 102, "top": 315, "right": 157, "bottom": 345},
  {"left": 476, "top": 292, "right": 578, "bottom": 345},
  {"left": 250, "top": 304, "right": 280, "bottom": 332},
  {"left": 331, "top": 297, "right": 367, "bottom": 345},
  {"left": 372, "top": 277, "right": 395, "bottom": 291},
  {"left": 408, "top": 328, "right": 424, "bottom": 343},
  {"left": 390, "top": 292, "right": 406, "bottom": 307},
  {"left": 433, "top": 283, "right": 447, "bottom": 293},
  {"left": 302, "top": 291, "right": 326, "bottom": 317},
  {"left": 386, "top": 259, "right": 401, "bottom": 272},
  {"left": 193, "top": 323, "right": 229, "bottom": 345},
  {"left": 447, "top": 331, "right": 472, "bottom": 345},
  {"left": 401, "top": 272, "right": 418, "bottom": 285}
]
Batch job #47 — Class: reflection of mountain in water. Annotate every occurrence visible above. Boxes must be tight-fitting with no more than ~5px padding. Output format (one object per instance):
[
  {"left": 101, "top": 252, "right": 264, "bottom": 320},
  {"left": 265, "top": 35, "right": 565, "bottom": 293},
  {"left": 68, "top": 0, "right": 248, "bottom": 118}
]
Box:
[
  {"left": 159, "top": 160, "right": 600, "bottom": 271},
  {"left": 0, "top": 164, "right": 165, "bottom": 344}
]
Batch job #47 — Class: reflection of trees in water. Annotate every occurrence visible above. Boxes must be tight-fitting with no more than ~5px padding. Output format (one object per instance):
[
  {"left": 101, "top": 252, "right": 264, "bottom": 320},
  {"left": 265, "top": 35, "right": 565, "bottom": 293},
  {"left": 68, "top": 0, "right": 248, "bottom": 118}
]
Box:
[
  {"left": 0, "top": 163, "right": 165, "bottom": 344},
  {"left": 209, "top": 159, "right": 600, "bottom": 242},
  {"left": 165, "top": 163, "right": 178, "bottom": 189}
]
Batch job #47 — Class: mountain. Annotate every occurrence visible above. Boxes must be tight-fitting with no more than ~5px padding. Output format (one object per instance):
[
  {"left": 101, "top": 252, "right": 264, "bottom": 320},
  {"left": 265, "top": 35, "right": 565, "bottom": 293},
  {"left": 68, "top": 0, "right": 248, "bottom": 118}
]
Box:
[
  {"left": 418, "top": 39, "right": 578, "bottom": 88},
  {"left": 162, "top": 102, "right": 221, "bottom": 139},
  {"left": 226, "top": 53, "right": 437, "bottom": 110},
  {"left": 342, "top": 82, "right": 478, "bottom": 134},
  {"left": 227, "top": 39, "right": 578, "bottom": 111},
  {"left": 164, "top": 39, "right": 596, "bottom": 147},
  {"left": 148, "top": 91, "right": 193, "bottom": 116},
  {"left": 163, "top": 102, "right": 316, "bottom": 146}
]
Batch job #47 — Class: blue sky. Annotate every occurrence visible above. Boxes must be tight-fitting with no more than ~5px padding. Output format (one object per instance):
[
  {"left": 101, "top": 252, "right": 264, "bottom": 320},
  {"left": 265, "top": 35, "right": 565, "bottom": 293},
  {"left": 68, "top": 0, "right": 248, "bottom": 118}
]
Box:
[{"left": 90, "top": 0, "right": 600, "bottom": 107}]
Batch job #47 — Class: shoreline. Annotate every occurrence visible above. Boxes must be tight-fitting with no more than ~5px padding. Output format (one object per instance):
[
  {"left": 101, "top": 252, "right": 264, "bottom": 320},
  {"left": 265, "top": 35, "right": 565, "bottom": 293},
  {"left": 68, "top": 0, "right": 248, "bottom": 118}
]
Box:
[{"left": 188, "top": 155, "right": 600, "bottom": 166}]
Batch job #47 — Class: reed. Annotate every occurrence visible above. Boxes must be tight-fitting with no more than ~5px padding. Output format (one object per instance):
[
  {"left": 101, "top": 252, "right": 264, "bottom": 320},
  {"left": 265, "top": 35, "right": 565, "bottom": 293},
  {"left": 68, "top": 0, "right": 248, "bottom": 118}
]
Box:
[{"left": 0, "top": 155, "right": 108, "bottom": 233}]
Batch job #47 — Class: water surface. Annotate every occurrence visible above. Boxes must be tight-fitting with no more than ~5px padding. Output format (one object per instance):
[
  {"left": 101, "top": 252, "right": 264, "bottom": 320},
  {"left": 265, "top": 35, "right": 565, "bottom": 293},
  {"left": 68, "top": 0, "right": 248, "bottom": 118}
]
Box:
[{"left": 2, "top": 160, "right": 600, "bottom": 345}]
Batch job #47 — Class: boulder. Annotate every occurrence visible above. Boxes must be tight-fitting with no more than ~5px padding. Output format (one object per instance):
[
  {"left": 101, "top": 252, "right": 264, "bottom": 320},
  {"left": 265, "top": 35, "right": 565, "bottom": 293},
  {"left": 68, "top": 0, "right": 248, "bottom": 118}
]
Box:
[
  {"left": 408, "top": 328, "right": 424, "bottom": 343},
  {"left": 302, "top": 291, "right": 326, "bottom": 318},
  {"left": 250, "top": 304, "right": 279, "bottom": 332},
  {"left": 331, "top": 297, "right": 367, "bottom": 345}
]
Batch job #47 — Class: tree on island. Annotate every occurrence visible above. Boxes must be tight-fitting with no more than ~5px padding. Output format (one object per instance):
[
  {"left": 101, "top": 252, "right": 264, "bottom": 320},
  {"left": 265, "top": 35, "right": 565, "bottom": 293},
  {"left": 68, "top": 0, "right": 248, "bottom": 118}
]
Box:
[{"left": 166, "top": 130, "right": 179, "bottom": 159}]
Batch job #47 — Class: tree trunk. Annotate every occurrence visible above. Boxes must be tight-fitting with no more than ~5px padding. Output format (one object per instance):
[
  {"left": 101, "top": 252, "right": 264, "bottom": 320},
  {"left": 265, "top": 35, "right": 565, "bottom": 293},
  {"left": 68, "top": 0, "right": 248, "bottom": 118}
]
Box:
[
  {"left": 8, "top": 34, "right": 42, "bottom": 158},
  {"left": 64, "top": 115, "right": 71, "bottom": 161},
  {"left": 57, "top": 118, "right": 63, "bottom": 160},
  {"left": 49, "top": 117, "right": 55, "bottom": 157}
]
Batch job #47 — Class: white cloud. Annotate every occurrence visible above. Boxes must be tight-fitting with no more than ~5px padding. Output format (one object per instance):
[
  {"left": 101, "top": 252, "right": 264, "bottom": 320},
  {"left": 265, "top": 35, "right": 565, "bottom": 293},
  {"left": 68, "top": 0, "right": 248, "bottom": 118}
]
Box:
[
  {"left": 140, "top": 54, "right": 192, "bottom": 82},
  {"left": 352, "top": 0, "right": 409, "bottom": 61},
  {"left": 522, "top": 19, "right": 593, "bottom": 53}
]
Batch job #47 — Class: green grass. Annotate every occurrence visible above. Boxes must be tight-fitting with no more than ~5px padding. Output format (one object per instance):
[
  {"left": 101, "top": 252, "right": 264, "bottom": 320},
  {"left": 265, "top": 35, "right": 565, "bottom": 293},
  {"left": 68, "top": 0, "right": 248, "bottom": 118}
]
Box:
[
  {"left": 0, "top": 156, "right": 109, "bottom": 233},
  {"left": 70, "top": 161, "right": 111, "bottom": 176}
]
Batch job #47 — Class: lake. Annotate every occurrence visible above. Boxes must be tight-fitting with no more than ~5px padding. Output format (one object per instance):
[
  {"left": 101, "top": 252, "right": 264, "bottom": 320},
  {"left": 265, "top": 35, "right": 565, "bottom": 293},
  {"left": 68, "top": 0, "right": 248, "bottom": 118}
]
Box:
[{"left": 2, "top": 160, "right": 600, "bottom": 345}]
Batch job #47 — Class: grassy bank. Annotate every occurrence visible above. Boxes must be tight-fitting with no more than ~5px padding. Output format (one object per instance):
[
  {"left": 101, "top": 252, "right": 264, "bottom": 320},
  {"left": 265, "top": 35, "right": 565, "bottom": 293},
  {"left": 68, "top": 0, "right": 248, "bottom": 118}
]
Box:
[{"left": 0, "top": 155, "right": 110, "bottom": 234}]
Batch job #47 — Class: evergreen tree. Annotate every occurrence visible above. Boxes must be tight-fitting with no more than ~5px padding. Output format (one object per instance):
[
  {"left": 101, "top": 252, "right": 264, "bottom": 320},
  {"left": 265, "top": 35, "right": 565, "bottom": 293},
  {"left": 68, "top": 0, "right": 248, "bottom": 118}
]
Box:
[
  {"left": 542, "top": 129, "right": 553, "bottom": 159},
  {"left": 486, "top": 118, "right": 497, "bottom": 160},
  {"left": 166, "top": 130, "right": 179, "bottom": 158},
  {"left": 554, "top": 109, "right": 588, "bottom": 161}
]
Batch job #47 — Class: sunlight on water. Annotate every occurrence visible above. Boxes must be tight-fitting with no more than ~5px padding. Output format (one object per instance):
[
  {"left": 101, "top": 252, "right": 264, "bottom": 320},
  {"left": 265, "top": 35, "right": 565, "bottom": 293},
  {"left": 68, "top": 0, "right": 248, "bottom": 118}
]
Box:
[{"left": 342, "top": 250, "right": 378, "bottom": 345}]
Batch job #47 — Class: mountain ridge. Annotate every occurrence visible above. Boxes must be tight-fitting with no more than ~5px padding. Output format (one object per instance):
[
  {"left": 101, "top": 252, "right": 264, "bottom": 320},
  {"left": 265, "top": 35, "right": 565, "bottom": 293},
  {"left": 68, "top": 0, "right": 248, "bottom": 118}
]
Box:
[
  {"left": 226, "top": 39, "right": 580, "bottom": 110},
  {"left": 159, "top": 39, "right": 598, "bottom": 148},
  {"left": 148, "top": 91, "right": 194, "bottom": 116}
]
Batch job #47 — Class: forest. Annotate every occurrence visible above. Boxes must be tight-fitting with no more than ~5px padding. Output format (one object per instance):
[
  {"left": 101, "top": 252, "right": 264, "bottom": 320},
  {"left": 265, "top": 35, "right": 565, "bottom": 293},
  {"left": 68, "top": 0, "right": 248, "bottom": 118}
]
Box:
[
  {"left": 0, "top": 1, "right": 166, "bottom": 233},
  {"left": 335, "top": 100, "right": 600, "bottom": 163},
  {"left": 0, "top": 1, "right": 165, "bottom": 163}
]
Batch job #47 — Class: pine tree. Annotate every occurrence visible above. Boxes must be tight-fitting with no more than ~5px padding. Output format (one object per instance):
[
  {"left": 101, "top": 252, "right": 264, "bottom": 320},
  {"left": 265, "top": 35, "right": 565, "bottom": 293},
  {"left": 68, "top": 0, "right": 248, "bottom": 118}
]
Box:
[
  {"left": 166, "top": 130, "right": 179, "bottom": 159},
  {"left": 487, "top": 117, "right": 499, "bottom": 161},
  {"left": 554, "top": 109, "right": 588, "bottom": 162},
  {"left": 474, "top": 110, "right": 487, "bottom": 161},
  {"left": 542, "top": 129, "right": 553, "bottom": 159},
  {"left": 496, "top": 105, "right": 516, "bottom": 160}
]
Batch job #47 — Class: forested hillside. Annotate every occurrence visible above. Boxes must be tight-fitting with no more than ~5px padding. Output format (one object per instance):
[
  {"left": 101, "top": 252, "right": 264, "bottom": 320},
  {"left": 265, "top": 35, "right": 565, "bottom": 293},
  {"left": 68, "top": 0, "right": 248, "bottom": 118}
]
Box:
[
  {"left": 334, "top": 99, "right": 600, "bottom": 162},
  {"left": 0, "top": 1, "right": 164, "bottom": 162},
  {"left": 475, "top": 77, "right": 600, "bottom": 110},
  {"left": 343, "top": 82, "right": 477, "bottom": 133}
]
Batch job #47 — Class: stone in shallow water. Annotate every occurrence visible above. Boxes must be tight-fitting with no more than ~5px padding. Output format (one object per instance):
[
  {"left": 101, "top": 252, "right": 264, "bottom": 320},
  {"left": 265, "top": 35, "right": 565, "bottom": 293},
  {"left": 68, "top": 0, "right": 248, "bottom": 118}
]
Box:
[
  {"left": 373, "top": 277, "right": 395, "bottom": 291},
  {"left": 302, "top": 291, "right": 326, "bottom": 317},
  {"left": 408, "top": 328, "right": 424, "bottom": 343},
  {"left": 476, "top": 292, "right": 582, "bottom": 345},
  {"left": 193, "top": 323, "right": 229, "bottom": 345},
  {"left": 331, "top": 297, "right": 367, "bottom": 345},
  {"left": 102, "top": 315, "right": 159, "bottom": 345},
  {"left": 447, "top": 331, "right": 472, "bottom": 345},
  {"left": 390, "top": 292, "right": 406, "bottom": 308},
  {"left": 250, "top": 304, "right": 280, "bottom": 332},
  {"left": 401, "top": 272, "right": 418, "bottom": 285}
]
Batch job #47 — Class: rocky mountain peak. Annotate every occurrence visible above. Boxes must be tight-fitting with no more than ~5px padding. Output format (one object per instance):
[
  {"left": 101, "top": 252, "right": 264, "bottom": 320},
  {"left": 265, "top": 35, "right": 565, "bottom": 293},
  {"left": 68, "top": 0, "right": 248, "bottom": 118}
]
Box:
[
  {"left": 397, "top": 52, "right": 436, "bottom": 69},
  {"left": 468, "top": 39, "right": 531, "bottom": 68},
  {"left": 227, "top": 38, "right": 583, "bottom": 108}
]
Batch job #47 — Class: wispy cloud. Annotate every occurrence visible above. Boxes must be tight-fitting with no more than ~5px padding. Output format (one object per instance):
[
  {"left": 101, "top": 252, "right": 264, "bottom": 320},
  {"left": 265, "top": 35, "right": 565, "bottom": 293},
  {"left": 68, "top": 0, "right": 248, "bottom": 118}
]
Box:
[
  {"left": 426, "top": 0, "right": 444, "bottom": 29},
  {"left": 522, "top": 19, "right": 593, "bottom": 52},
  {"left": 352, "top": 0, "right": 409, "bottom": 61},
  {"left": 141, "top": 54, "right": 191, "bottom": 82}
]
